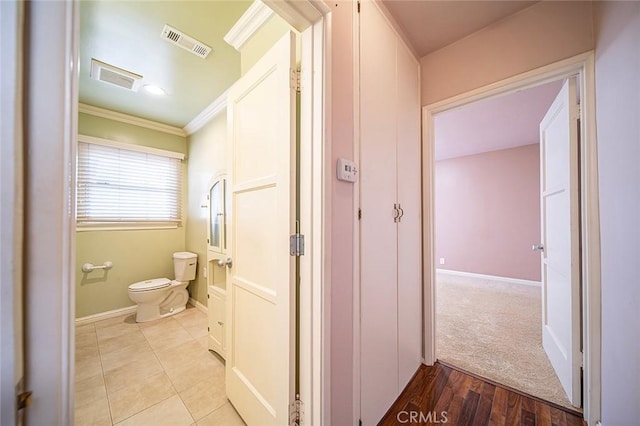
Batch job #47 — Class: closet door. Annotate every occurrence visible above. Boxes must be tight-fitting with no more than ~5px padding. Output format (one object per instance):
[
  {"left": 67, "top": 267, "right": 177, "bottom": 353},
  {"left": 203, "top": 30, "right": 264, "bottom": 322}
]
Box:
[
  {"left": 359, "top": 1, "right": 422, "bottom": 424},
  {"left": 396, "top": 39, "right": 422, "bottom": 390},
  {"left": 359, "top": 1, "right": 399, "bottom": 425}
]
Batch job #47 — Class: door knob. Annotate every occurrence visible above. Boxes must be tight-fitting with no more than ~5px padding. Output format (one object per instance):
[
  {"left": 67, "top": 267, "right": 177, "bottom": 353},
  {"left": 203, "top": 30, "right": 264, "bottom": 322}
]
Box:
[
  {"left": 224, "top": 258, "right": 232, "bottom": 268},
  {"left": 532, "top": 244, "right": 545, "bottom": 252}
]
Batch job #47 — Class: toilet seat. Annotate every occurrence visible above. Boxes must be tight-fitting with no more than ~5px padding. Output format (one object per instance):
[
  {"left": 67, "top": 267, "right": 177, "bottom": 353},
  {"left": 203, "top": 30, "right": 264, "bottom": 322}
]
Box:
[{"left": 129, "top": 278, "right": 171, "bottom": 292}]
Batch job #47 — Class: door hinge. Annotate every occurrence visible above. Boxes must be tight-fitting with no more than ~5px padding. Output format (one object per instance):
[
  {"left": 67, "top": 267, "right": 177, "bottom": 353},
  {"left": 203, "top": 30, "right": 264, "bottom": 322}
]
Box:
[
  {"left": 290, "top": 68, "right": 301, "bottom": 92},
  {"left": 357, "top": 1, "right": 360, "bottom": 13},
  {"left": 358, "top": 208, "right": 362, "bottom": 220},
  {"left": 290, "top": 233, "right": 305, "bottom": 256},
  {"left": 290, "top": 395, "right": 304, "bottom": 425},
  {"left": 17, "top": 390, "right": 32, "bottom": 411}
]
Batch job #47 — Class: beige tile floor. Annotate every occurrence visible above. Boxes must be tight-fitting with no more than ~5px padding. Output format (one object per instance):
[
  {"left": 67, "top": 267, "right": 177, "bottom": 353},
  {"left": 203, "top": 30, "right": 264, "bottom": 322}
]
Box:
[{"left": 75, "top": 305, "right": 245, "bottom": 426}]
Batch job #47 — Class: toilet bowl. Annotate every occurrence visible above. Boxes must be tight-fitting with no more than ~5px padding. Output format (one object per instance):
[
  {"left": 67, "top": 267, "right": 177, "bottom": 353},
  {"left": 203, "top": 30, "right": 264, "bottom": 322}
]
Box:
[{"left": 128, "top": 252, "right": 197, "bottom": 323}]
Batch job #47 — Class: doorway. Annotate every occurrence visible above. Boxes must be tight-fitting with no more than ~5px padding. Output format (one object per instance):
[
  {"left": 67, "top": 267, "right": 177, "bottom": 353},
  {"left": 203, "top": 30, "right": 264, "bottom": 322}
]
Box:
[
  {"left": 422, "top": 52, "right": 602, "bottom": 424},
  {"left": 18, "top": 1, "right": 329, "bottom": 425},
  {"left": 432, "top": 79, "right": 577, "bottom": 410}
]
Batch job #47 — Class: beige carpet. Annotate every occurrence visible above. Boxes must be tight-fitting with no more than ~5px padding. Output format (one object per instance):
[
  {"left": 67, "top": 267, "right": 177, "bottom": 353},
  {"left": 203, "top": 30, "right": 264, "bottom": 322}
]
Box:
[{"left": 436, "top": 272, "right": 578, "bottom": 411}]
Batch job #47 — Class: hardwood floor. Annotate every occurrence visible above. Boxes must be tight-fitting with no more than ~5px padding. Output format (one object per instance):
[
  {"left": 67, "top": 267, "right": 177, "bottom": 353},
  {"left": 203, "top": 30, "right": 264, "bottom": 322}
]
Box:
[{"left": 379, "top": 362, "right": 584, "bottom": 426}]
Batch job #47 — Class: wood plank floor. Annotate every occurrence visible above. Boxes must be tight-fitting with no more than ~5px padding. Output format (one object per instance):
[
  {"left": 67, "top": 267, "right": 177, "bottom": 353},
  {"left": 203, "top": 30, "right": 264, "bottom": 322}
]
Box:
[{"left": 379, "top": 362, "right": 584, "bottom": 426}]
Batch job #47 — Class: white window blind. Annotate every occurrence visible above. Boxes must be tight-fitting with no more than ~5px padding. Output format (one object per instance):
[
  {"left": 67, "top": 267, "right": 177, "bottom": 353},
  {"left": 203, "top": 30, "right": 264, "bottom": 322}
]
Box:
[{"left": 77, "top": 140, "right": 183, "bottom": 226}]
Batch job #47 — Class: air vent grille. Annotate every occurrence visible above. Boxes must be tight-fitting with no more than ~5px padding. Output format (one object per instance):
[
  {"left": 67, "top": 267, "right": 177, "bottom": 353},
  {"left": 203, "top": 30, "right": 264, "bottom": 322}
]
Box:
[
  {"left": 161, "top": 24, "right": 212, "bottom": 59},
  {"left": 90, "top": 59, "right": 143, "bottom": 91},
  {"left": 166, "top": 29, "right": 181, "bottom": 43}
]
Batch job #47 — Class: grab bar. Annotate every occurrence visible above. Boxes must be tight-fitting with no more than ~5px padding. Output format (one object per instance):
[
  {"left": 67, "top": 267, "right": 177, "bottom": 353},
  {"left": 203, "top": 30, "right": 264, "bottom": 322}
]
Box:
[{"left": 82, "top": 261, "right": 114, "bottom": 273}]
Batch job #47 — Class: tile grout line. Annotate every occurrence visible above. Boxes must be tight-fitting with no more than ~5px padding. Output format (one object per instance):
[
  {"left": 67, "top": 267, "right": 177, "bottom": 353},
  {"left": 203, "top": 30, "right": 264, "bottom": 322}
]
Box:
[
  {"left": 77, "top": 309, "right": 215, "bottom": 425},
  {"left": 95, "top": 323, "right": 115, "bottom": 426},
  {"left": 147, "top": 315, "right": 200, "bottom": 424}
]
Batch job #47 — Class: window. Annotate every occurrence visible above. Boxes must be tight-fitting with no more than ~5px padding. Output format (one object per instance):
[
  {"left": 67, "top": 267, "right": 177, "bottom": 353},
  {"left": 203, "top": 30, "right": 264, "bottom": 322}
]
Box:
[{"left": 77, "top": 136, "right": 184, "bottom": 228}]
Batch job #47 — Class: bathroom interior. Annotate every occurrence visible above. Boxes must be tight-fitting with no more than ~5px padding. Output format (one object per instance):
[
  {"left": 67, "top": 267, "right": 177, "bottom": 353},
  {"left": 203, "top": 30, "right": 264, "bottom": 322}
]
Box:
[{"left": 74, "top": 1, "right": 299, "bottom": 424}]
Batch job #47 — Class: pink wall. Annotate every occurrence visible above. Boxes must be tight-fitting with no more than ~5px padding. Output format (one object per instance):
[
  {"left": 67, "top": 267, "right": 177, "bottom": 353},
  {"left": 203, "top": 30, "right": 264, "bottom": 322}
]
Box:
[
  {"left": 420, "top": 1, "right": 594, "bottom": 105},
  {"left": 435, "top": 144, "right": 541, "bottom": 281},
  {"left": 593, "top": 1, "right": 640, "bottom": 423},
  {"left": 329, "top": 2, "right": 355, "bottom": 425}
]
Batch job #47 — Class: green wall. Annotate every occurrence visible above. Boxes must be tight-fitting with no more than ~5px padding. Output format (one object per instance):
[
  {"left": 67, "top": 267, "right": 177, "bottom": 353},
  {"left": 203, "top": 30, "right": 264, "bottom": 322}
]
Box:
[
  {"left": 78, "top": 113, "right": 187, "bottom": 153},
  {"left": 76, "top": 113, "right": 188, "bottom": 318},
  {"left": 76, "top": 13, "right": 297, "bottom": 317},
  {"left": 185, "top": 112, "right": 228, "bottom": 306}
]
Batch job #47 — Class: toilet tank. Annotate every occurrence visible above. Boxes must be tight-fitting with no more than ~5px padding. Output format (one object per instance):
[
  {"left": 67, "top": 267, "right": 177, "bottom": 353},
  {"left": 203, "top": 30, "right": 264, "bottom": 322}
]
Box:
[{"left": 173, "top": 252, "right": 197, "bottom": 282}]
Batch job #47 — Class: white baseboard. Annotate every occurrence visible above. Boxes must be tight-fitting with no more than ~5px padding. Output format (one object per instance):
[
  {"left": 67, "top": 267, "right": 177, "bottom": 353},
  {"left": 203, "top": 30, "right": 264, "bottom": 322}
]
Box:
[
  {"left": 436, "top": 268, "right": 541, "bottom": 287},
  {"left": 76, "top": 299, "right": 207, "bottom": 326},
  {"left": 189, "top": 297, "right": 208, "bottom": 314},
  {"left": 75, "top": 305, "right": 138, "bottom": 326}
]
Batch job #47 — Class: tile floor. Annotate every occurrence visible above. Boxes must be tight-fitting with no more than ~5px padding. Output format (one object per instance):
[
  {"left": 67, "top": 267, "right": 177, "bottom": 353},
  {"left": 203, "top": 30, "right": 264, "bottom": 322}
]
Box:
[{"left": 75, "top": 305, "right": 245, "bottom": 426}]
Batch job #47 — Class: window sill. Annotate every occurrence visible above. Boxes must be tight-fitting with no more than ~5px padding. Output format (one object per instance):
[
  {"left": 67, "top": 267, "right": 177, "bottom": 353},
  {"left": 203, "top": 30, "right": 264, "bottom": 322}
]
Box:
[{"left": 76, "top": 223, "right": 181, "bottom": 232}]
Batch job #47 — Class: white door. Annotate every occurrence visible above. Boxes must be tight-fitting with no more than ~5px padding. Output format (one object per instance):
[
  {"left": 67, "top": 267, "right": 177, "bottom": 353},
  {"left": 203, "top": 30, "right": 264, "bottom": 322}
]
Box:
[
  {"left": 359, "top": 1, "right": 422, "bottom": 424},
  {"left": 395, "top": 26, "right": 422, "bottom": 392},
  {"left": 539, "top": 77, "right": 581, "bottom": 406},
  {"left": 359, "top": 1, "right": 400, "bottom": 424},
  {"left": 225, "top": 32, "right": 297, "bottom": 426}
]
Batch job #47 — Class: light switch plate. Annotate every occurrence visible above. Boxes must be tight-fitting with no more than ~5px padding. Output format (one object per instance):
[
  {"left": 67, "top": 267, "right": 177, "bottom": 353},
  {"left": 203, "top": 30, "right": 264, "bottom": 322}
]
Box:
[{"left": 337, "top": 158, "right": 358, "bottom": 183}]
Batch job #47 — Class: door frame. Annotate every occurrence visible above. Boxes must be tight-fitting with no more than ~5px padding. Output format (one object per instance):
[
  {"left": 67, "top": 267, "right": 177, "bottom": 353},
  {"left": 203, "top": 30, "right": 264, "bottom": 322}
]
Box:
[
  {"left": 21, "top": 1, "right": 332, "bottom": 425},
  {"left": 421, "top": 52, "right": 602, "bottom": 424},
  {"left": 1, "top": 1, "right": 25, "bottom": 424}
]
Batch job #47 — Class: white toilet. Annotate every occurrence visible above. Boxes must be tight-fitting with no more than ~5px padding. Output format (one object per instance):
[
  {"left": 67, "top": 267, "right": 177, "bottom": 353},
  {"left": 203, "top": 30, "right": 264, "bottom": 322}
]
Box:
[{"left": 128, "top": 251, "right": 198, "bottom": 323}]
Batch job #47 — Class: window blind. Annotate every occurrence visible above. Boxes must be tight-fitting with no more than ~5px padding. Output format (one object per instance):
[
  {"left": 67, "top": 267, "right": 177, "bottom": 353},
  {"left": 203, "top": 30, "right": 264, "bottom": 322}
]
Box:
[{"left": 77, "top": 141, "right": 182, "bottom": 225}]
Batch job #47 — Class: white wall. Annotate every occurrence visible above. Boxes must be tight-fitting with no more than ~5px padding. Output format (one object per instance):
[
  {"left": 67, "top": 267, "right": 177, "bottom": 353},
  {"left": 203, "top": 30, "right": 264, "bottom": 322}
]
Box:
[{"left": 593, "top": 2, "right": 640, "bottom": 423}]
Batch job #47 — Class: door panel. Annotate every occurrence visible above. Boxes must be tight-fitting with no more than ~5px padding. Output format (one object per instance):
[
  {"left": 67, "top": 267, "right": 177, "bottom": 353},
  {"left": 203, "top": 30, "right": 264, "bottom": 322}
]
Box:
[
  {"left": 225, "top": 32, "right": 296, "bottom": 426},
  {"left": 359, "top": 1, "right": 399, "bottom": 424},
  {"left": 208, "top": 286, "right": 225, "bottom": 357},
  {"left": 395, "top": 30, "right": 422, "bottom": 391},
  {"left": 539, "top": 77, "right": 581, "bottom": 406}
]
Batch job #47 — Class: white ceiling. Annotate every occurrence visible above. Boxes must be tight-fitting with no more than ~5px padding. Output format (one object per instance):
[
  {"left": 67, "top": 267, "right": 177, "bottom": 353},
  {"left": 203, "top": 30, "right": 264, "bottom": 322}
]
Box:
[
  {"left": 434, "top": 80, "right": 564, "bottom": 161},
  {"left": 382, "top": 0, "right": 537, "bottom": 57}
]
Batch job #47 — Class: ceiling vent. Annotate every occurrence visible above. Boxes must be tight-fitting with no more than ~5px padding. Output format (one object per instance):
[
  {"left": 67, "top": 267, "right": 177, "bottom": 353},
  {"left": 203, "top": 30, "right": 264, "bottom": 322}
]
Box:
[
  {"left": 90, "top": 59, "right": 143, "bottom": 91},
  {"left": 161, "top": 25, "right": 212, "bottom": 59}
]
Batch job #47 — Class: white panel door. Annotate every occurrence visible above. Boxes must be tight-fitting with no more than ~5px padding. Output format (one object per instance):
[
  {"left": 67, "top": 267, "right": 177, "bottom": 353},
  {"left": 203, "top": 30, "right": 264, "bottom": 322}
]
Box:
[
  {"left": 395, "top": 38, "right": 422, "bottom": 391},
  {"left": 359, "top": 1, "right": 399, "bottom": 424},
  {"left": 539, "top": 77, "right": 581, "bottom": 406},
  {"left": 225, "top": 32, "right": 296, "bottom": 426}
]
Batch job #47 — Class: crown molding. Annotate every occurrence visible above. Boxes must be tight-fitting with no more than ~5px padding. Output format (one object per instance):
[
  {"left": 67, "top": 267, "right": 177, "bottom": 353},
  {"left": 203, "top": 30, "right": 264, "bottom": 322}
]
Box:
[
  {"left": 262, "top": 0, "right": 326, "bottom": 32},
  {"left": 78, "top": 103, "right": 186, "bottom": 137},
  {"left": 224, "top": 0, "right": 274, "bottom": 51},
  {"left": 183, "top": 90, "right": 228, "bottom": 136}
]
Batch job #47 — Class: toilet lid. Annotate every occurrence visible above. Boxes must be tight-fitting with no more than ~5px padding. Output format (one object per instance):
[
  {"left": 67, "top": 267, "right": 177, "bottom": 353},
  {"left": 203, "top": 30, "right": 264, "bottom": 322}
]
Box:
[{"left": 129, "top": 278, "right": 171, "bottom": 292}]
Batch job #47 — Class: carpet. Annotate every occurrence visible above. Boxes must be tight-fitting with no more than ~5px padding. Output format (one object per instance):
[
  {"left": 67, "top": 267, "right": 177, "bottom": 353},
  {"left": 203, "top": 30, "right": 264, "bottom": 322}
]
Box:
[{"left": 436, "top": 272, "right": 578, "bottom": 411}]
